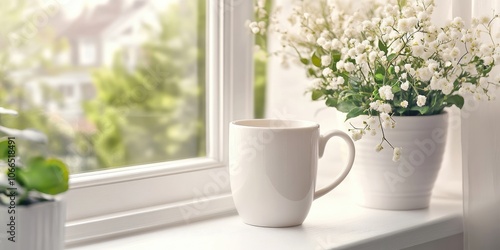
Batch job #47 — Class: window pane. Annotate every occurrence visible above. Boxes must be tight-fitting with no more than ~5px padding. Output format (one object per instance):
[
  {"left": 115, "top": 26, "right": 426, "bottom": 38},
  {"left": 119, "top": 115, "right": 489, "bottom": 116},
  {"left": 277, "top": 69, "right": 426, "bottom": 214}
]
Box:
[{"left": 0, "top": 0, "right": 206, "bottom": 173}]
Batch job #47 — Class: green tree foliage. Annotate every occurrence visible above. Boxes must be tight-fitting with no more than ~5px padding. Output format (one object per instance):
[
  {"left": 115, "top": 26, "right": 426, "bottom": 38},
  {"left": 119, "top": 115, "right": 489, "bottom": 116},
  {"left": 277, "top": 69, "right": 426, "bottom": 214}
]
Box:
[
  {"left": 0, "top": 1, "right": 74, "bottom": 158},
  {"left": 84, "top": 0, "right": 206, "bottom": 168},
  {"left": 254, "top": 0, "right": 273, "bottom": 118}
]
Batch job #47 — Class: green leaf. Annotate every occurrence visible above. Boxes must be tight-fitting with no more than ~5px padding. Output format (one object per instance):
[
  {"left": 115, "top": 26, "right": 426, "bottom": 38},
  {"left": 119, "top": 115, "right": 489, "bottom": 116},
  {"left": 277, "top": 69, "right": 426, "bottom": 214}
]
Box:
[
  {"left": 307, "top": 68, "right": 317, "bottom": 77},
  {"left": 387, "top": 53, "right": 397, "bottom": 61},
  {"left": 17, "top": 157, "right": 69, "bottom": 195},
  {"left": 345, "top": 107, "right": 365, "bottom": 121},
  {"left": 392, "top": 85, "right": 401, "bottom": 94},
  {"left": 332, "top": 51, "right": 341, "bottom": 62},
  {"left": 300, "top": 58, "right": 309, "bottom": 65},
  {"left": 375, "top": 73, "right": 384, "bottom": 81},
  {"left": 0, "top": 138, "right": 8, "bottom": 160},
  {"left": 336, "top": 100, "right": 358, "bottom": 113},
  {"left": 311, "top": 53, "right": 321, "bottom": 67},
  {"left": 410, "top": 106, "right": 430, "bottom": 115},
  {"left": 445, "top": 95, "right": 465, "bottom": 109},
  {"left": 378, "top": 40, "right": 388, "bottom": 53},
  {"left": 339, "top": 90, "right": 356, "bottom": 99},
  {"left": 325, "top": 97, "right": 338, "bottom": 107},
  {"left": 311, "top": 90, "right": 324, "bottom": 100}
]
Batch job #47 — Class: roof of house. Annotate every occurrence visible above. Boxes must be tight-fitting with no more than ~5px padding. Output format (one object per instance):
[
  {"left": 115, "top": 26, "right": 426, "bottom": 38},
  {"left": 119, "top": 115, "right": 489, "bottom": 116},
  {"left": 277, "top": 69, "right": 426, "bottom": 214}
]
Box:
[{"left": 61, "top": 0, "right": 147, "bottom": 38}]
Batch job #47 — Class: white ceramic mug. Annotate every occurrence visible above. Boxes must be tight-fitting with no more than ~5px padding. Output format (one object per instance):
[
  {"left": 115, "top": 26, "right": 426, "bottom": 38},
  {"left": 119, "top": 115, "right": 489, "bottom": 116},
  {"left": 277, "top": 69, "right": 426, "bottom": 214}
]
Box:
[{"left": 229, "top": 119, "right": 355, "bottom": 227}]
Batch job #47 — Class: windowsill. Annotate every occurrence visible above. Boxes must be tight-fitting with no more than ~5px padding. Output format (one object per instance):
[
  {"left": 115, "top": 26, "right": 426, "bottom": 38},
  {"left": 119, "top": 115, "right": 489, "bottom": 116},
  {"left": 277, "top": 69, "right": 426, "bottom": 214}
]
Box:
[{"left": 66, "top": 191, "right": 463, "bottom": 250}]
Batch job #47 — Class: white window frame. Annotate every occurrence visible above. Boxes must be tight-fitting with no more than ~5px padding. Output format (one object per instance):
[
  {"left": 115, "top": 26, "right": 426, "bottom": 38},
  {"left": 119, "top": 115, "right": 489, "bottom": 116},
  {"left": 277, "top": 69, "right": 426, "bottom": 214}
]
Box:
[{"left": 65, "top": 0, "right": 254, "bottom": 245}]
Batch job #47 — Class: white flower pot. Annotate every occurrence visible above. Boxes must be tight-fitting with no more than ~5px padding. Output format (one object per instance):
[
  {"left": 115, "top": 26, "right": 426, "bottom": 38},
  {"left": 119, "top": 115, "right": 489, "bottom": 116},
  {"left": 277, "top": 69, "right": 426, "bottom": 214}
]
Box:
[
  {"left": 0, "top": 199, "right": 65, "bottom": 250},
  {"left": 345, "top": 112, "right": 448, "bottom": 210}
]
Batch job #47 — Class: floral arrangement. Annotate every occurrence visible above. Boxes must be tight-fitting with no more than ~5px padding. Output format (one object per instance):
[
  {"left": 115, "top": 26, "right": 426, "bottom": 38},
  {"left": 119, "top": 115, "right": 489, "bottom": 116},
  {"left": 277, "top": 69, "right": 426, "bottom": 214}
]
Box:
[{"left": 250, "top": 0, "right": 500, "bottom": 161}]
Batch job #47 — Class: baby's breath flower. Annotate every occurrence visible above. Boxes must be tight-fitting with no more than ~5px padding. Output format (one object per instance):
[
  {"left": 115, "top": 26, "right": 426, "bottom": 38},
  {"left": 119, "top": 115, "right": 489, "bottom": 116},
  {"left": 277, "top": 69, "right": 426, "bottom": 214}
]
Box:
[
  {"left": 401, "top": 100, "right": 409, "bottom": 108},
  {"left": 351, "top": 130, "right": 363, "bottom": 141},
  {"left": 392, "top": 147, "right": 402, "bottom": 162},
  {"left": 379, "top": 85, "right": 394, "bottom": 100},
  {"left": 401, "top": 81, "right": 409, "bottom": 91},
  {"left": 251, "top": 0, "right": 500, "bottom": 160},
  {"left": 417, "top": 95, "right": 427, "bottom": 107},
  {"left": 321, "top": 55, "right": 331, "bottom": 66}
]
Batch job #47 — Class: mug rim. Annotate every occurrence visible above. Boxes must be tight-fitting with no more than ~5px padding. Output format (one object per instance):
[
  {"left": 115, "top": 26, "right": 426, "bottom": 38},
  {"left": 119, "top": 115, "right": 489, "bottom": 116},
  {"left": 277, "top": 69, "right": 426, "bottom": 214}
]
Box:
[{"left": 231, "top": 119, "right": 319, "bottom": 130}]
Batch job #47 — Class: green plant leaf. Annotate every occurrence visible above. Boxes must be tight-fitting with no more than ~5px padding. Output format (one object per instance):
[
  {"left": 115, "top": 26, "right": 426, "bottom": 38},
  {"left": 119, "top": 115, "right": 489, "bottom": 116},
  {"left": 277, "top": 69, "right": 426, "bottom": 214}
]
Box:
[
  {"left": 307, "top": 68, "right": 317, "bottom": 77},
  {"left": 332, "top": 50, "right": 341, "bottom": 62},
  {"left": 311, "top": 90, "right": 324, "bottom": 100},
  {"left": 325, "top": 97, "right": 338, "bottom": 107},
  {"left": 336, "top": 100, "right": 358, "bottom": 113},
  {"left": 311, "top": 53, "right": 322, "bottom": 67},
  {"left": 387, "top": 53, "right": 397, "bottom": 61},
  {"left": 0, "top": 138, "right": 8, "bottom": 160},
  {"left": 345, "top": 107, "right": 365, "bottom": 121},
  {"left": 445, "top": 95, "right": 465, "bottom": 109},
  {"left": 378, "top": 40, "right": 388, "bottom": 54},
  {"left": 300, "top": 58, "right": 309, "bottom": 65},
  {"left": 410, "top": 106, "right": 430, "bottom": 115},
  {"left": 16, "top": 157, "right": 69, "bottom": 195},
  {"left": 392, "top": 85, "right": 401, "bottom": 94}
]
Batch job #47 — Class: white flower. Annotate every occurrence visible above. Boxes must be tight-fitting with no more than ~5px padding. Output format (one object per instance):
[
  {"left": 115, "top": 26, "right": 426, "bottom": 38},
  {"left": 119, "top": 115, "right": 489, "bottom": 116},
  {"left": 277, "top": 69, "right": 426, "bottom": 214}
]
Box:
[
  {"left": 336, "top": 61, "right": 345, "bottom": 71},
  {"left": 317, "top": 37, "right": 327, "bottom": 46},
  {"left": 452, "top": 17, "right": 464, "bottom": 28},
  {"left": 375, "top": 144, "right": 383, "bottom": 152},
  {"left": 379, "top": 85, "right": 394, "bottom": 100},
  {"left": 380, "top": 112, "right": 391, "bottom": 122},
  {"left": 416, "top": 68, "right": 433, "bottom": 82},
  {"left": 417, "top": 95, "right": 427, "bottom": 107},
  {"left": 370, "top": 129, "right": 377, "bottom": 136},
  {"left": 249, "top": 22, "right": 260, "bottom": 34},
  {"left": 400, "top": 100, "right": 408, "bottom": 108},
  {"left": 321, "top": 55, "right": 332, "bottom": 66},
  {"left": 483, "top": 56, "right": 493, "bottom": 65},
  {"left": 377, "top": 103, "right": 392, "bottom": 113},
  {"left": 331, "top": 39, "right": 342, "bottom": 50},
  {"left": 401, "top": 81, "right": 409, "bottom": 91},
  {"left": 366, "top": 116, "right": 377, "bottom": 126},
  {"left": 412, "top": 45, "right": 426, "bottom": 58},
  {"left": 335, "top": 76, "right": 345, "bottom": 86},
  {"left": 344, "top": 62, "right": 355, "bottom": 72},
  {"left": 369, "top": 101, "right": 381, "bottom": 111},
  {"left": 322, "top": 68, "right": 333, "bottom": 77},
  {"left": 369, "top": 51, "right": 377, "bottom": 62},
  {"left": 441, "top": 81, "right": 454, "bottom": 95},
  {"left": 351, "top": 130, "right": 363, "bottom": 141},
  {"left": 392, "top": 147, "right": 402, "bottom": 162},
  {"left": 397, "top": 18, "right": 413, "bottom": 33}
]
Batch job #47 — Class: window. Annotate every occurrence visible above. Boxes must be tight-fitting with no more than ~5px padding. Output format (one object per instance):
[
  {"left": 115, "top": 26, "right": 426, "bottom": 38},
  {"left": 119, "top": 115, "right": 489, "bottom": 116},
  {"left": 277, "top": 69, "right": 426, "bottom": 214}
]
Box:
[
  {"left": 59, "top": 85, "right": 74, "bottom": 98},
  {"left": 2, "top": 1, "right": 210, "bottom": 174},
  {"left": 78, "top": 40, "right": 97, "bottom": 66},
  {"left": 0, "top": 0, "right": 253, "bottom": 244}
]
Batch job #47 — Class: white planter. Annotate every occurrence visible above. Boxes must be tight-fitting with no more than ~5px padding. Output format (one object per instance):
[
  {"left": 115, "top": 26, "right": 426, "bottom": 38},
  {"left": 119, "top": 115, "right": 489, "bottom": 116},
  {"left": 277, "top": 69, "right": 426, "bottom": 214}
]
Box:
[
  {"left": 345, "top": 113, "right": 448, "bottom": 210},
  {"left": 0, "top": 199, "right": 65, "bottom": 250}
]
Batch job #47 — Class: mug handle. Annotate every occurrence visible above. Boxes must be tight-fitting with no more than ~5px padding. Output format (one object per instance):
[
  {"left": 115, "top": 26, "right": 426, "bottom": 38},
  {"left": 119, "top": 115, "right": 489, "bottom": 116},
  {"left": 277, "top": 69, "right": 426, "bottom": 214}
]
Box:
[{"left": 314, "top": 129, "right": 355, "bottom": 200}]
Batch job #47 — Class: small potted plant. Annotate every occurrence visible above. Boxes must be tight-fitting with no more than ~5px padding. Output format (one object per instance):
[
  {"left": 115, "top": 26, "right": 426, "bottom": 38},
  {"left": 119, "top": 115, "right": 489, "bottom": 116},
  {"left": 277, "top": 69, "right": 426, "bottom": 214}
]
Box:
[
  {"left": 250, "top": 0, "right": 499, "bottom": 209},
  {"left": 0, "top": 107, "right": 69, "bottom": 250}
]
